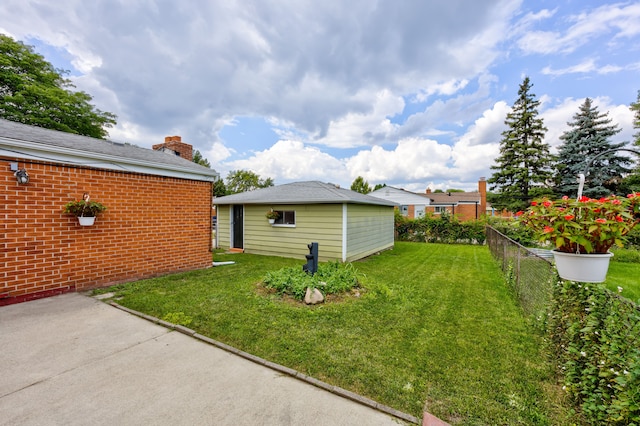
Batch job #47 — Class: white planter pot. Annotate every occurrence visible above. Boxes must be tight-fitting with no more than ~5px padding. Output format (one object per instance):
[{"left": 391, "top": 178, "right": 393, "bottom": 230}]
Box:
[
  {"left": 552, "top": 250, "right": 613, "bottom": 283},
  {"left": 268, "top": 218, "right": 275, "bottom": 224},
  {"left": 77, "top": 216, "right": 96, "bottom": 226}
]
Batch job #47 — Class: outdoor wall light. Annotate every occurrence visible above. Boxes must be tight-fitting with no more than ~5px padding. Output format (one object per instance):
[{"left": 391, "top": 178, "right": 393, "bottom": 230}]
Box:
[
  {"left": 15, "top": 168, "right": 29, "bottom": 184},
  {"left": 10, "top": 163, "right": 29, "bottom": 184}
]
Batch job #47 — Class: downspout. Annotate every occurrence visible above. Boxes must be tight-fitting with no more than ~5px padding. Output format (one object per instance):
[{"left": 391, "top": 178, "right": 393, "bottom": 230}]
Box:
[{"left": 342, "top": 203, "right": 348, "bottom": 262}]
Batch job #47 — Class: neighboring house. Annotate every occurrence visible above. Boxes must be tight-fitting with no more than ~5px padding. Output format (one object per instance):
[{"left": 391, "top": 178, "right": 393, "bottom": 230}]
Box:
[
  {"left": 423, "top": 178, "right": 488, "bottom": 221},
  {"left": 1, "top": 119, "right": 219, "bottom": 305},
  {"left": 214, "top": 181, "right": 397, "bottom": 262},
  {"left": 368, "top": 186, "right": 430, "bottom": 218}
]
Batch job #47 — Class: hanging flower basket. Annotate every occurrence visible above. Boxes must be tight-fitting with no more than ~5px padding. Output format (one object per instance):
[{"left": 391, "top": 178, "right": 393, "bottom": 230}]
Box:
[
  {"left": 517, "top": 194, "right": 640, "bottom": 282},
  {"left": 77, "top": 216, "right": 97, "bottom": 226},
  {"left": 552, "top": 250, "right": 614, "bottom": 283}
]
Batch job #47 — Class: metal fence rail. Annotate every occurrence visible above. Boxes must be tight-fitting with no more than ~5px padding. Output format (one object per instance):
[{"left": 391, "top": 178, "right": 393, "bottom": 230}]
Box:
[{"left": 486, "top": 226, "right": 555, "bottom": 316}]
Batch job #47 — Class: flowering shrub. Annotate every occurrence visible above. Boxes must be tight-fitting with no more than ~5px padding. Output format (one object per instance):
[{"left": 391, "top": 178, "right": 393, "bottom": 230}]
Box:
[{"left": 517, "top": 195, "right": 640, "bottom": 254}]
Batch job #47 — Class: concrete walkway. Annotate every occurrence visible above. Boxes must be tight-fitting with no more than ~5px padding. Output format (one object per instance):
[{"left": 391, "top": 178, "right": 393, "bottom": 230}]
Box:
[{"left": 0, "top": 293, "right": 417, "bottom": 425}]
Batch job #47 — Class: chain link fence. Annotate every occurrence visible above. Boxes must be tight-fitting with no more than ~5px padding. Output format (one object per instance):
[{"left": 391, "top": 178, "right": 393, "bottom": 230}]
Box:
[{"left": 486, "top": 226, "right": 555, "bottom": 316}]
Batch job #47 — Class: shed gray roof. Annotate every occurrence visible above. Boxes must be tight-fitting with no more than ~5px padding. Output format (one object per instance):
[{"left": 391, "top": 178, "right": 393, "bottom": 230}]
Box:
[
  {"left": 215, "top": 181, "right": 398, "bottom": 206},
  {"left": 0, "top": 118, "right": 219, "bottom": 181}
]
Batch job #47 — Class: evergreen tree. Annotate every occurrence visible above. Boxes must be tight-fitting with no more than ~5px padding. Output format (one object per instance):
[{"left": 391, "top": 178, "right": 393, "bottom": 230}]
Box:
[
  {"left": 632, "top": 90, "right": 640, "bottom": 147},
  {"left": 555, "top": 98, "right": 631, "bottom": 198},
  {"left": 350, "top": 176, "right": 371, "bottom": 194},
  {"left": 0, "top": 34, "right": 116, "bottom": 138},
  {"left": 487, "top": 77, "right": 554, "bottom": 212}
]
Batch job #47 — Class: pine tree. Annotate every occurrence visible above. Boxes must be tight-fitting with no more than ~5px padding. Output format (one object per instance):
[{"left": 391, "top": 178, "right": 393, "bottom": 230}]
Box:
[
  {"left": 621, "top": 91, "right": 640, "bottom": 192},
  {"left": 555, "top": 98, "right": 630, "bottom": 198},
  {"left": 632, "top": 90, "right": 640, "bottom": 147},
  {"left": 487, "top": 77, "right": 554, "bottom": 212}
]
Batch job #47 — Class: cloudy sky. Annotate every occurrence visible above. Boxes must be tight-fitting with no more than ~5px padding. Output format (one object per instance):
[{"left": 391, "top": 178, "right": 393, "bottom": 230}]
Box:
[{"left": 1, "top": 1, "right": 639, "bottom": 192}]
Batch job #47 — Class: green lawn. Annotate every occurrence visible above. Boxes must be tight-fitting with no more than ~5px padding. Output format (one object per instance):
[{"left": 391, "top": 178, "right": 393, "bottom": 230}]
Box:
[
  {"left": 95, "top": 242, "right": 574, "bottom": 425},
  {"left": 604, "top": 261, "right": 640, "bottom": 303}
]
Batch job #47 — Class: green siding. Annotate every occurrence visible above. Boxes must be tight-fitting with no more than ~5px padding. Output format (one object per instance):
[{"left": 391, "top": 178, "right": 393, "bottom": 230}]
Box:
[
  {"left": 215, "top": 203, "right": 394, "bottom": 262},
  {"left": 216, "top": 206, "right": 231, "bottom": 248},
  {"left": 345, "top": 204, "right": 395, "bottom": 262}
]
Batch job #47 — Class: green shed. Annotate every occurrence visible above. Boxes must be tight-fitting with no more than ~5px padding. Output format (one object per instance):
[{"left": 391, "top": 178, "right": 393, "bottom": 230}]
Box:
[{"left": 214, "top": 181, "right": 397, "bottom": 262}]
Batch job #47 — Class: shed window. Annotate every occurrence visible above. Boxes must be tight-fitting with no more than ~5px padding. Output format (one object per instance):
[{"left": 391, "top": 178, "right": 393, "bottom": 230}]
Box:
[
  {"left": 434, "top": 206, "right": 447, "bottom": 214},
  {"left": 274, "top": 210, "right": 296, "bottom": 225}
]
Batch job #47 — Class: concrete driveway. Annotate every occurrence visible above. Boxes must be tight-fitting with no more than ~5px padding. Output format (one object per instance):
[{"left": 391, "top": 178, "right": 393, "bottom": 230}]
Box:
[{"left": 0, "top": 293, "right": 417, "bottom": 426}]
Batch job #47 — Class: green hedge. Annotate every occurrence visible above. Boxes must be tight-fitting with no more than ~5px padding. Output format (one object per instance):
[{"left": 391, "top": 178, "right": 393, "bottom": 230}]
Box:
[
  {"left": 547, "top": 280, "right": 640, "bottom": 424},
  {"left": 394, "top": 211, "right": 486, "bottom": 244}
]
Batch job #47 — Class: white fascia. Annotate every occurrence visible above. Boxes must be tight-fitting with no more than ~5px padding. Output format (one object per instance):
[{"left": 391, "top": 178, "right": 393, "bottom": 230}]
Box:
[{"left": 0, "top": 138, "right": 219, "bottom": 182}]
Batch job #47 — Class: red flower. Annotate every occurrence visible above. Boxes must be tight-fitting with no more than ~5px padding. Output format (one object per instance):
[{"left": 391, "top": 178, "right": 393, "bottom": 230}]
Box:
[
  {"left": 595, "top": 218, "right": 607, "bottom": 224},
  {"left": 543, "top": 201, "right": 552, "bottom": 207},
  {"left": 562, "top": 195, "right": 569, "bottom": 200},
  {"left": 515, "top": 211, "right": 524, "bottom": 217},
  {"left": 579, "top": 196, "right": 590, "bottom": 202},
  {"left": 627, "top": 193, "right": 637, "bottom": 198},
  {"left": 616, "top": 216, "right": 624, "bottom": 222},
  {"left": 543, "top": 226, "right": 554, "bottom": 233},
  {"left": 531, "top": 201, "right": 538, "bottom": 206},
  {"left": 612, "top": 199, "right": 622, "bottom": 205},
  {"left": 564, "top": 214, "right": 575, "bottom": 220}
]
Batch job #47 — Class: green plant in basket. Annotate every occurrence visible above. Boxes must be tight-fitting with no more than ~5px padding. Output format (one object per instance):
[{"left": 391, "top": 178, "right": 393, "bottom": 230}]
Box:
[
  {"left": 63, "top": 198, "right": 107, "bottom": 217},
  {"left": 516, "top": 194, "right": 640, "bottom": 253}
]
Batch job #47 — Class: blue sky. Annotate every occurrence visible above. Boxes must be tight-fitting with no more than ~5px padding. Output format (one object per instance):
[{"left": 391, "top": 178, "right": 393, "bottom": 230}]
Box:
[{"left": 1, "top": 1, "right": 639, "bottom": 192}]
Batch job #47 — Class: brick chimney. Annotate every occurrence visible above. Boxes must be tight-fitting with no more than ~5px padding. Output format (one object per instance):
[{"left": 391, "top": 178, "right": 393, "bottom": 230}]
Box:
[
  {"left": 478, "top": 177, "right": 487, "bottom": 215},
  {"left": 152, "top": 136, "right": 193, "bottom": 161},
  {"left": 425, "top": 188, "right": 432, "bottom": 194}
]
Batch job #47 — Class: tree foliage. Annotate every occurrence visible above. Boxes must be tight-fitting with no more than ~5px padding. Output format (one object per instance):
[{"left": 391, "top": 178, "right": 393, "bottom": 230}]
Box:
[
  {"left": 488, "top": 77, "right": 554, "bottom": 212},
  {"left": 373, "top": 183, "right": 386, "bottom": 191},
  {"left": 192, "top": 150, "right": 211, "bottom": 168},
  {"left": 212, "top": 177, "right": 228, "bottom": 197},
  {"left": 632, "top": 90, "right": 640, "bottom": 147},
  {"left": 225, "top": 169, "right": 274, "bottom": 194},
  {"left": 350, "top": 176, "right": 371, "bottom": 194},
  {"left": 0, "top": 34, "right": 117, "bottom": 138},
  {"left": 555, "top": 98, "right": 630, "bottom": 198}
]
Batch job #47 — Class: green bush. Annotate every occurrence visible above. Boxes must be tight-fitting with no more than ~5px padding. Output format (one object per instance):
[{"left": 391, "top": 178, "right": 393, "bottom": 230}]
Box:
[
  {"left": 610, "top": 247, "right": 640, "bottom": 263},
  {"left": 262, "top": 261, "right": 359, "bottom": 301},
  {"left": 547, "top": 279, "right": 640, "bottom": 424},
  {"left": 486, "top": 217, "right": 538, "bottom": 247},
  {"left": 395, "top": 211, "right": 486, "bottom": 245}
]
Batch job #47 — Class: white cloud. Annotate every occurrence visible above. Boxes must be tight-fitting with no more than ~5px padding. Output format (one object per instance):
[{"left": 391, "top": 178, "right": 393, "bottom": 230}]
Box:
[
  {"left": 345, "top": 138, "right": 452, "bottom": 184},
  {"left": 317, "top": 90, "right": 403, "bottom": 148},
  {"left": 517, "top": 3, "right": 640, "bottom": 55},
  {"left": 450, "top": 101, "right": 510, "bottom": 179},
  {"left": 222, "top": 139, "right": 347, "bottom": 183}
]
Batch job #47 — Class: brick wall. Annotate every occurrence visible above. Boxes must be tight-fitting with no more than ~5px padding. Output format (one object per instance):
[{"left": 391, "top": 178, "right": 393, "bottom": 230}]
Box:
[{"left": 1, "top": 157, "right": 213, "bottom": 305}]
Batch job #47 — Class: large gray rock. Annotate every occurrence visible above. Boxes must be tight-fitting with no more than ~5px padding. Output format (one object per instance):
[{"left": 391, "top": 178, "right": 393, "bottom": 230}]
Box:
[{"left": 304, "top": 287, "right": 324, "bottom": 305}]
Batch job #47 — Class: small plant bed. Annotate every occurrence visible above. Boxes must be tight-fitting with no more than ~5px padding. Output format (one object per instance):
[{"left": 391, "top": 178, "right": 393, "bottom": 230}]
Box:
[{"left": 262, "top": 261, "right": 360, "bottom": 302}]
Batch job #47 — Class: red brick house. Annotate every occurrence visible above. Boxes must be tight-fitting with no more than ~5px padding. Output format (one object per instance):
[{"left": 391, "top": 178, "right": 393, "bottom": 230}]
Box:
[
  {"left": 1, "top": 119, "right": 219, "bottom": 305},
  {"left": 423, "top": 178, "right": 488, "bottom": 221}
]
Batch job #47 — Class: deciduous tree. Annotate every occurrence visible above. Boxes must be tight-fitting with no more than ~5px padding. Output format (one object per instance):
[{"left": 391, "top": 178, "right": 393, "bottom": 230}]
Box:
[
  {"left": 225, "top": 170, "right": 274, "bottom": 194},
  {"left": 0, "top": 34, "right": 116, "bottom": 138},
  {"left": 350, "top": 176, "right": 371, "bottom": 194}
]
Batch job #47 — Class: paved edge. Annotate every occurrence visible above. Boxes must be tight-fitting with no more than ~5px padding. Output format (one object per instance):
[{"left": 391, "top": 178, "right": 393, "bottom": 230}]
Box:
[{"left": 107, "top": 301, "right": 425, "bottom": 425}]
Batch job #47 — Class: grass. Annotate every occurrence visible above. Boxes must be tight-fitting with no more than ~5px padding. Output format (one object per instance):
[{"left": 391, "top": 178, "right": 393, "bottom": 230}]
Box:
[
  {"left": 94, "top": 242, "right": 574, "bottom": 425},
  {"left": 604, "top": 261, "right": 640, "bottom": 304}
]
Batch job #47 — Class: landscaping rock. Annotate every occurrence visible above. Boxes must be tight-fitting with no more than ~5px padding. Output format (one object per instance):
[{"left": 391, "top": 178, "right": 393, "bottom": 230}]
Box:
[{"left": 305, "top": 287, "right": 324, "bottom": 305}]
